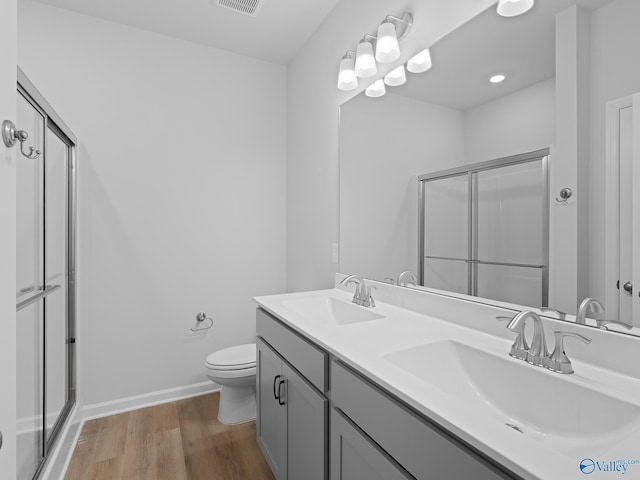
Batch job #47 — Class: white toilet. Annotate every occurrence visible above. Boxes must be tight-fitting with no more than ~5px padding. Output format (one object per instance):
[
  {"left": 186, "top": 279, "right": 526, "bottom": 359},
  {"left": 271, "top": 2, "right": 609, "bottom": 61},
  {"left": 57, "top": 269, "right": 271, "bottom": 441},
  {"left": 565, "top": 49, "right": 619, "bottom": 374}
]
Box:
[{"left": 204, "top": 343, "right": 257, "bottom": 425}]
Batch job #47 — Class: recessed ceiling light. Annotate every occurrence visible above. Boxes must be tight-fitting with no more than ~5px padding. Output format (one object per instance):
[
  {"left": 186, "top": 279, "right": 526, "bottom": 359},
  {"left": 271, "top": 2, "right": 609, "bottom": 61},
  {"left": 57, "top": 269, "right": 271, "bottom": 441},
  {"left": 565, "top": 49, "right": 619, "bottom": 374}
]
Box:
[
  {"left": 489, "top": 74, "right": 506, "bottom": 84},
  {"left": 496, "top": 0, "right": 534, "bottom": 17}
]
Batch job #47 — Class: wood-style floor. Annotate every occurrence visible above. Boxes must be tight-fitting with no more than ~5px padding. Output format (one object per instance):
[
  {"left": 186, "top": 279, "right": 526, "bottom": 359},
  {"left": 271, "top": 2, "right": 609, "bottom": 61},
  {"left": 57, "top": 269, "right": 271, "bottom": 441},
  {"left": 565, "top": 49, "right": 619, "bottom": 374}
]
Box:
[{"left": 64, "top": 392, "right": 275, "bottom": 480}]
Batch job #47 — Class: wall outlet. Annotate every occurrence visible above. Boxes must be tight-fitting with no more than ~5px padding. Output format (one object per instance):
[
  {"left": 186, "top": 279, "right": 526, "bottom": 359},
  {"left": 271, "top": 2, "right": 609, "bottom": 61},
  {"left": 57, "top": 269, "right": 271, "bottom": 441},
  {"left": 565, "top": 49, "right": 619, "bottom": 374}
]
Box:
[{"left": 331, "top": 243, "right": 339, "bottom": 264}]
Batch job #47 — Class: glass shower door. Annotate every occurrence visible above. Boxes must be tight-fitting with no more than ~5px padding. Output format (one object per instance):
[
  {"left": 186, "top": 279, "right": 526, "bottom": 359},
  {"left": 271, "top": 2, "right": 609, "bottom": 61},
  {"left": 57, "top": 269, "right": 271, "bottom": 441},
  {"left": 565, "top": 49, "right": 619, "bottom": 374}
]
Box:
[
  {"left": 16, "top": 91, "right": 45, "bottom": 480},
  {"left": 474, "top": 159, "right": 547, "bottom": 307},
  {"left": 15, "top": 75, "right": 76, "bottom": 479},
  {"left": 421, "top": 173, "right": 469, "bottom": 294}
]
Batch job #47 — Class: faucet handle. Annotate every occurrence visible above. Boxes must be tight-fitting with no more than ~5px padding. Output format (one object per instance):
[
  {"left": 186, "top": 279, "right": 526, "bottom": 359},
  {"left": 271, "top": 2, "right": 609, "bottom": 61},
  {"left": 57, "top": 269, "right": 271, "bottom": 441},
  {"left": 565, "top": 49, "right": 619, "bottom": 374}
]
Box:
[
  {"left": 538, "top": 307, "right": 567, "bottom": 320},
  {"left": 595, "top": 319, "right": 633, "bottom": 331},
  {"left": 547, "top": 331, "right": 592, "bottom": 374},
  {"left": 362, "top": 285, "right": 376, "bottom": 308},
  {"left": 497, "top": 316, "right": 529, "bottom": 360}
]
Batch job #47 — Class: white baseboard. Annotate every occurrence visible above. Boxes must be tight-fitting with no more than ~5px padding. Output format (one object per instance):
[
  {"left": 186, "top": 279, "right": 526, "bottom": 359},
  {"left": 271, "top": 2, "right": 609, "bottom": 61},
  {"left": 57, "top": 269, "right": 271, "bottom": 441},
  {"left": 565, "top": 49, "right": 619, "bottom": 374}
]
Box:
[{"left": 82, "top": 381, "right": 220, "bottom": 421}]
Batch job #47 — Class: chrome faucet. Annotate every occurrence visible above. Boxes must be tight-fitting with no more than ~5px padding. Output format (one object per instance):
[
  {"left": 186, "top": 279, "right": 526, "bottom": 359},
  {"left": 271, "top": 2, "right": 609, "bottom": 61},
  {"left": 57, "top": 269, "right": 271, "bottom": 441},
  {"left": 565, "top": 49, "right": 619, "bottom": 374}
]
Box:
[
  {"left": 576, "top": 298, "right": 604, "bottom": 324},
  {"left": 340, "top": 275, "right": 375, "bottom": 307},
  {"left": 397, "top": 270, "right": 418, "bottom": 287},
  {"left": 507, "top": 311, "right": 548, "bottom": 367},
  {"left": 576, "top": 298, "right": 632, "bottom": 330}
]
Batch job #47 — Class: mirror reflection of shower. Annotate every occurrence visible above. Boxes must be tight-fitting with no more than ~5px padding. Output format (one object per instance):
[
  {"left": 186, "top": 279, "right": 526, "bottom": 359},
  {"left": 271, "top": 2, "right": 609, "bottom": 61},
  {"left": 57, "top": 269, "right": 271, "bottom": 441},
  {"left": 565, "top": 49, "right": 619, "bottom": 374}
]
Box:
[{"left": 419, "top": 150, "right": 549, "bottom": 308}]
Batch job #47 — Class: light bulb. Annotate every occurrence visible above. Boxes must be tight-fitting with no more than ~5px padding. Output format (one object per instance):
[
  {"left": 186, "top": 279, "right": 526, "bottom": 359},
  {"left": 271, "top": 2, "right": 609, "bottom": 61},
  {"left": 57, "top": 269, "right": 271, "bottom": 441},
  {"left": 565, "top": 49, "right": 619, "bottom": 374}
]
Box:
[
  {"left": 384, "top": 65, "right": 406, "bottom": 87},
  {"left": 489, "top": 74, "right": 506, "bottom": 83},
  {"left": 375, "top": 22, "right": 400, "bottom": 63},
  {"left": 337, "top": 55, "right": 358, "bottom": 91},
  {"left": 355, "top": 40, "right": 377, "bottom": 78},
  {"left": 407, "top": 48, "right": 432, "bottom": 74},
  {"left": 365, "top": 79, "right": 386, "bottom": 98},
  {"left": 496, "top": 0, "right": 534, "bottom": 17}
]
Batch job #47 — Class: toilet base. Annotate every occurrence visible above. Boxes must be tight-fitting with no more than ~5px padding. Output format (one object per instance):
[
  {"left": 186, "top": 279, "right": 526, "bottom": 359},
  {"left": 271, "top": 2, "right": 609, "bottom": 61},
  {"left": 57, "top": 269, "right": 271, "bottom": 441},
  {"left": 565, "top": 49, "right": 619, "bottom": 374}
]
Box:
[{"left": 217, "top": 384, "right": 256, "bottom": 425}]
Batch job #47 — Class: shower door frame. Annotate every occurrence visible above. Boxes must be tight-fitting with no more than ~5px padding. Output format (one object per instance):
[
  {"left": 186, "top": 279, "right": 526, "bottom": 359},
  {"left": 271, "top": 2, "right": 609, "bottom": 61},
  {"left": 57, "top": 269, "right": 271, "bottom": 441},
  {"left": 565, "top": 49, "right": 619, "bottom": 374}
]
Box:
[
  {"left": 16, "top": 67, "right": 77, "bottom": 478},
  {"left": 417, "top": 148, "right": 550, "bottom": 307}
]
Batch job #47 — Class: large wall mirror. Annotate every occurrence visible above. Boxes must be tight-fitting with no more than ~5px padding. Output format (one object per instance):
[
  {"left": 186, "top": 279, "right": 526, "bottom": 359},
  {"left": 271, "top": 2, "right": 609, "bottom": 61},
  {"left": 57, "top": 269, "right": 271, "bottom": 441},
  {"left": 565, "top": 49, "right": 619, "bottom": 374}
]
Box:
[{"left": 339, "top": 0, "right": 640, "bottom": 334}]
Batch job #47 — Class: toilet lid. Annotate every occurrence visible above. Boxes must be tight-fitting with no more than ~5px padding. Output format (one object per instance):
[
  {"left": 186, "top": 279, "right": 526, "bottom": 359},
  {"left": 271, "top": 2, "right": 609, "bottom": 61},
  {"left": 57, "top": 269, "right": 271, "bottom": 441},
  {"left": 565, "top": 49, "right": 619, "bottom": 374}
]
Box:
[{"left": 206, "top": 343, "right": 256, "bottom": 370}]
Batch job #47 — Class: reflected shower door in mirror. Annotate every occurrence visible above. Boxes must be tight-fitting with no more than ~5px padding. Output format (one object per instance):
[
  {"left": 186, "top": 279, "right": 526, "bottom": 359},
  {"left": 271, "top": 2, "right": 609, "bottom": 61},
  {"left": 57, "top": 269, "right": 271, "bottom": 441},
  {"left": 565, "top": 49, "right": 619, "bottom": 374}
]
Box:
[{"left": 419, "top": 151, "right": 549, "bottom": 307}]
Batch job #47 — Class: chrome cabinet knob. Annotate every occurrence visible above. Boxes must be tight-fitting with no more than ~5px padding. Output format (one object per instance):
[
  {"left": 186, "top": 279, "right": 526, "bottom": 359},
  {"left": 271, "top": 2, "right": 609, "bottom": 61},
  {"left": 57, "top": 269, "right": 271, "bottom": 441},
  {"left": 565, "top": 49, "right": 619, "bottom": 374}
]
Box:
[{"left": 623, "top": 281, "right": 633, "bottom": 294}]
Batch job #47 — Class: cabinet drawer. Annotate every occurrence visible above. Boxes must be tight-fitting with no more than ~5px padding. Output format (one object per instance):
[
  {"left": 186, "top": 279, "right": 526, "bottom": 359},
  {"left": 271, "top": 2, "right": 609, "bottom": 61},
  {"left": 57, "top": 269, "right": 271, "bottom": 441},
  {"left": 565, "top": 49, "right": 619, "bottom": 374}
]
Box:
[
  {"left": 257, "top": 308, "right": 328, "bottom": 392},
  {"left": 331, "top": 361, "right": 516, "bottom": 480}
]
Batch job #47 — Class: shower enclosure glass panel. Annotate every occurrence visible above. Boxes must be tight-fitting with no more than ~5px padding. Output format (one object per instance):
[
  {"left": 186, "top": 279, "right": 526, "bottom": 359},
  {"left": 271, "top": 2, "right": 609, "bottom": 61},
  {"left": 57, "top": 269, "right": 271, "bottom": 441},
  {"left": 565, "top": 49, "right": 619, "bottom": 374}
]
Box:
[
  {"left": 476, "top": 161, "right": 544, "bottom": 266},
  {"left": 16, "top": 92, "right": 46, "bottom": 480},
  {"left": 16, "top": 303, "right": 44, "bottom": 480},
  {"left": 44, "top": 129, "right": 69, "bottom": 442},
  {"left": 423, "top": 258, "right": 468, "bottom": 295},
  {"left": 476, "top": 264, "right": 543, "bottom": 307},
  {"left": 419, "top": 150, "right": 549, "bottom": 306},
  {"left": 15, "top": 70, "right": 77, "bottom": 480},
  {"left": 423, "top": 174, "right": 468, "bottom": 259}
]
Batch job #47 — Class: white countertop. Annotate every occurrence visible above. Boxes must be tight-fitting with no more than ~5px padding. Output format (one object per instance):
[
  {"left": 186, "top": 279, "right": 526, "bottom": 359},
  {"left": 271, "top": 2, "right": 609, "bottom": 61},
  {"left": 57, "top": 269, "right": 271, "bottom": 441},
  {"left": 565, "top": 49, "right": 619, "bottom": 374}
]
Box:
[{"left": 254, "top": 282, "right": 640, "bottom": 480}]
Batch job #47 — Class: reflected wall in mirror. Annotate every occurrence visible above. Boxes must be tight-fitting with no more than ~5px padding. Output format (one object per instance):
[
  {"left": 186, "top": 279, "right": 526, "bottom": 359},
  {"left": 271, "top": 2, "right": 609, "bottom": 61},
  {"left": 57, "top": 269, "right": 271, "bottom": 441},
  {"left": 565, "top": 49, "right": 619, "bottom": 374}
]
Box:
[{"left": 339, "top": 0, "right": 640, "bottom": 333}]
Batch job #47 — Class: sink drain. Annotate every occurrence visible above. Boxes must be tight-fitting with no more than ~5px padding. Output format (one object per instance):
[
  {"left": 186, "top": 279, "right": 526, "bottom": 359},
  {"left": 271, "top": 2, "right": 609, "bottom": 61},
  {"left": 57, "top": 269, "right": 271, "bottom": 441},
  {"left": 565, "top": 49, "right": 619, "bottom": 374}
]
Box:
[{"left": 505, "top": 423, "right": 523, "bottom": 433}]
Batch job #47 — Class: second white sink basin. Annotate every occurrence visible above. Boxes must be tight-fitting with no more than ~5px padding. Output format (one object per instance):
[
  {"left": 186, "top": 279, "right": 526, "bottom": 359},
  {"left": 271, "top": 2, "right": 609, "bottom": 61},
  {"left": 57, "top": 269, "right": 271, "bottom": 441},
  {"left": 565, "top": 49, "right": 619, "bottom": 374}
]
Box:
[
  {"left": 282, "top": 296, "right": 385, "bottom": 326},
  {"left": 384, "top": 340, "right": 640, "bottom": 447}
]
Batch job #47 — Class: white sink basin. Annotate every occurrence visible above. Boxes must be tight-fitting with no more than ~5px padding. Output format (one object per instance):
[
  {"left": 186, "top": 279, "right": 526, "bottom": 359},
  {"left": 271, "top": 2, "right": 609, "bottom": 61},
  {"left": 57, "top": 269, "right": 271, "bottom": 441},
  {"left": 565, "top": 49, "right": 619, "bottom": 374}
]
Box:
[
  {"left": 384, "top": 341, "right": 640, "bottom": 446},
  {"left": 281, "top": 296, "right": 385, "bottom": 326}
]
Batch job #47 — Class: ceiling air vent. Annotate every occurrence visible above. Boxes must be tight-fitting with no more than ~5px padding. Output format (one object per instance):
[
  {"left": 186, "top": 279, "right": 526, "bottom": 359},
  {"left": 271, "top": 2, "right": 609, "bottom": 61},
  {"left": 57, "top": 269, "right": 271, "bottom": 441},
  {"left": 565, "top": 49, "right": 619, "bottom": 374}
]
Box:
[{"left": 215, "top": 0, "right": 264, "bottom": 17}]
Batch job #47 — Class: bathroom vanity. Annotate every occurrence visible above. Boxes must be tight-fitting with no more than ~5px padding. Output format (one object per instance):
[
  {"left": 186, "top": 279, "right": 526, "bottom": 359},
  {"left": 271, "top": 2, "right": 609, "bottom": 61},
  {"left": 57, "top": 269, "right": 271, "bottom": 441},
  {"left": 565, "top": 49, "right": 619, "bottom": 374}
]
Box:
[{"left": 254, "top": 277, "right": 640, "bottom": 480}]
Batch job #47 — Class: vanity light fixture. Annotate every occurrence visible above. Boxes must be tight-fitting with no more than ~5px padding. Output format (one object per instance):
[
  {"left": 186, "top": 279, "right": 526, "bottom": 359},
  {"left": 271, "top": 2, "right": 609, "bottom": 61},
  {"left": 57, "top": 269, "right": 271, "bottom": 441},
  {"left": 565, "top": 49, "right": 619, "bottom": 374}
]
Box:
[
  {"left": 407, "top": 48, "right": 432, "bottom": 74},
  {"left": 489, "top": 74, "right": 506, "bottom": 83},
  {"left": 337, "top": 51, "right": 358, "bottom": 91},
  {"left": 384, "top": 65, "right": 407, "bottom": 87},
  {"left": 336, "top": 12, "right": 412, "bottom": 92},
  {"left": 355, "top": 38, "right": 377, "bottom": 78},
  {"left": 375, "top": 13, "right": 413, "bottom": 63},
  {"left": 496, "top": 0, "right": 534, "bottom": 17},
  {"left": 365, "top": 79, "right": 386, "bottom": 98}
]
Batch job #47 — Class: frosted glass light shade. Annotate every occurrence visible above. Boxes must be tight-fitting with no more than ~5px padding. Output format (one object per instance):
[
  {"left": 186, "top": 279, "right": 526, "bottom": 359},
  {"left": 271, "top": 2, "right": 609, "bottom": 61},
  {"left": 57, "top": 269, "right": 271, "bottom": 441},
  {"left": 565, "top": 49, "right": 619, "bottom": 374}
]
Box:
[
  {"left": 375, "top": 22, "right": 400, "bottom": 63},
  {"left": 384, "top": 65, "right": 406, "bottom": 86},
  {"left": 337, "top": 55, "right": 358, "bottom": 91},
  {"left": 365, "top": 79, "right": 386, "bottom": 98},
  {"left": 496, "top": 0, "right": 534, "bottom": 17},
  {"left": 407, "top": 48, "right": 432, "bottom": 73},
  {"left": 355, "top": 41, "right": 377, "bottom": 78}
]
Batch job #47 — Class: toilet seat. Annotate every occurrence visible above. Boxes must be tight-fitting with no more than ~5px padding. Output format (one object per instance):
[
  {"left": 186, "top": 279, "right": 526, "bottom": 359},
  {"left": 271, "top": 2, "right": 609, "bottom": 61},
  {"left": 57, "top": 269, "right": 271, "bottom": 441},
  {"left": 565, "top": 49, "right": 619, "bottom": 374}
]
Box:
[{"left": 205, "top": 343, "right": 256, "bottom": 372}]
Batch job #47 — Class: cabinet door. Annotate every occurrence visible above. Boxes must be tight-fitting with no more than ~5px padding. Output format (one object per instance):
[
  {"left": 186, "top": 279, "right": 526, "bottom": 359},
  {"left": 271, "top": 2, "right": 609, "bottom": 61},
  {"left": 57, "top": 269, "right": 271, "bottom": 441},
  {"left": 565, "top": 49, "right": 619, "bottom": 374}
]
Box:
[
  {"left": 283, "top": 363, "right": 328, "bottom": 480},
  {"left": 330, "top": 409, "right": 412, "bottom": 480},
  {"left": 257, "top": 339, "right": 287, "bottom": 480}
]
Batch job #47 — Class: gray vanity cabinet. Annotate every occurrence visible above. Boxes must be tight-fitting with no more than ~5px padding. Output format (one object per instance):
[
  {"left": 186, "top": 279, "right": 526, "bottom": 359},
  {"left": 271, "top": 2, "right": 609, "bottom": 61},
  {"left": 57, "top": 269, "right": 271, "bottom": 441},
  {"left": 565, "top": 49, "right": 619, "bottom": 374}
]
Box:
[
  {"left": 331, "top": 409, "right": 413, "bottom": 480},
  {"left": 256, "top": 311, "right": 328, "bottom": 480},
  {"left": 257, "top": 337, "right": 287, "bottom": 479},
  {"left": 256, "top": 307, "right": 517, "bottom": 480}
]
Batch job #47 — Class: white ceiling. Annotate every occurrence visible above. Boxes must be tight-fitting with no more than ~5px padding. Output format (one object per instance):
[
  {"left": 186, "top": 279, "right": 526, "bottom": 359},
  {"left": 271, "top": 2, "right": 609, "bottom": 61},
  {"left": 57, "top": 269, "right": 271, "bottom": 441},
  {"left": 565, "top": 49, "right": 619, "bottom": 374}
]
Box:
[
  {"left": 392, "top": 0, "right": 615, "bottom": 111},
  {"left": 29, "top": 0, "right": 341, "bottom": 64}
]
